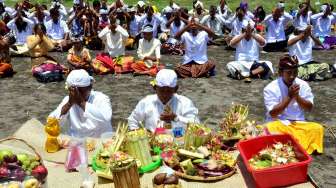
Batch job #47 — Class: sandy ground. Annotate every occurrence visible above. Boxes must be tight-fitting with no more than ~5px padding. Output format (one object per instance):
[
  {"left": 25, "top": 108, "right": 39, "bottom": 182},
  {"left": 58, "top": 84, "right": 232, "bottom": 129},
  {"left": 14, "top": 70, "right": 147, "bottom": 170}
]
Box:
[{"left": 0, "top": 47, "right": 335, "bottom": 187}]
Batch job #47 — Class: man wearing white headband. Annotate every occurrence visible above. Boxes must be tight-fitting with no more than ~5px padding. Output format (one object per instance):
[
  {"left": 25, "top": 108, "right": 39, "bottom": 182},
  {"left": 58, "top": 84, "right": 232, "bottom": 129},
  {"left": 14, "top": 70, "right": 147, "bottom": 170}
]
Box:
[
  {"left": 189, "top": 0, "right": 208, "bottom": 20},
  {"left": 128, "top": 69, "right": 199, "bottom": 132},
  {"left": 132, "top": 24, "right": 162, "bottom": 76},
  {"left": 49, "top": 69, "right": 112, "bottom": 138}
]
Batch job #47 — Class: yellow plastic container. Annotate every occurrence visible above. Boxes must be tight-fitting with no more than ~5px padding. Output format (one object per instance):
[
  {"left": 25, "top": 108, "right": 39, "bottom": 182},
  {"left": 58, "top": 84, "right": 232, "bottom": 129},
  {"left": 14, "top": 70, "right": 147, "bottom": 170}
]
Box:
[{"left": 44, "top": 117, "right": 61, "bottom": 153}]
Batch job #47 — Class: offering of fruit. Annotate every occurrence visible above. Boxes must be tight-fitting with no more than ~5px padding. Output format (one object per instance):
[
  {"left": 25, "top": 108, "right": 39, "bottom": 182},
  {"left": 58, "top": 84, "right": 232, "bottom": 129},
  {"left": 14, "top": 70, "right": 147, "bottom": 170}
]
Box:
[
  {"left": 0, "top": 149, "right": 13, "bottom": 161},
  {"left": 0, "top": 149, "right": 47, "bottom": 184},
  {"left": 23, "top": 178, "right": 40, "bottom": 188},
  {"left": 184, "top": 123, "right": 211, "bottom": 149},
  {"left": 31, "top": 165, "right": 48, "bottom": 182},
  {"left": 151, "top": 133, "right": 175, "bottom": 150},
  {"left": 248, "top": 142, "right": 299, "bottom": 170}
]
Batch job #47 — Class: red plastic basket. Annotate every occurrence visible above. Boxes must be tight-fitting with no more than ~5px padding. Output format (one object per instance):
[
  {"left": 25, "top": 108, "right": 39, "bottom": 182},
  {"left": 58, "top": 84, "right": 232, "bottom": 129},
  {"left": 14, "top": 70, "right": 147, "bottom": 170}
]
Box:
[{"left": 237, "top": 134, "right": 312, "bottom": 188}]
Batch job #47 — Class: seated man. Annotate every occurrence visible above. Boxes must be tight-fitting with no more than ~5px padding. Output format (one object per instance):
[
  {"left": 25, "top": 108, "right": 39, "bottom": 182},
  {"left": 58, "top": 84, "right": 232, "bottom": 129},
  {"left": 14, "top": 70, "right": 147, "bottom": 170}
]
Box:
[
  {"left": 128, "top": 69, "right": 199, "bottom": 132},
  {"left": 311, "top": 4, "right": 336, "bottom": 49},
  {"left": 132, "top": 24, "right": 162, "bottom": 76},
  {"left": 227, "top": 23, "right": 273, "bottom": 82},
  {"left": 7, "top": 12, "right": 34, "bottom": 55},
  {"left": 49, "top": 69, "right": 113, "bottom": 138},
  {"left": 67, "top": 36, "right": 92, "bottom": 72},
  {"left": 126, "top": 6, "right": 141, "bottom": 49},
  {"left": 94, "top": 15, "right": 133, "bottom": 74},
  {"left": 161, "top": 11, "right": 187, "bottom": 55},
  {"left": 174, "top": 20, "right": 216, "bottom": 78},
  {"left": 188, "top": 1, "right": 208, "bottom": 21},
  {"left": 264, "top": 55, "right": 324, "bottom": 154},
  {"left": 288, "top": 25, "right": 332, "bottom": 81},
  {"left": 139, "top": 6, "right": 162, "bottom": 38},
  {"left": 223, "top": 7, "right": 254, "bottom": 47},
  {"left": 201, "top": 5, "right": 226, "bottom": 45},
  {"left": 293, "top": 2, "right": 312, "bottom": 30},
  {"left": 263, "top": 7, "right": 293, "bottom": 52},
  {"left": 45, "top": 7, "right": 72, "bottom": 51}
]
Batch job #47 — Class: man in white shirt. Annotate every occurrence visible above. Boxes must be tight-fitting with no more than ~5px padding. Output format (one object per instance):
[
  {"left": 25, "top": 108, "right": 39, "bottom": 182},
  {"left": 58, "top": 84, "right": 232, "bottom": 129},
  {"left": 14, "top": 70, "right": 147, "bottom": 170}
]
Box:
[
  {"left": 93, "top": 15, "right": 134, "bottom": 74},
  {"left": 45, "top": 7, "right": 71, "bottom": 51},
  {"left": 49, "top": 69, "right": 113, "bottom": 138},
  {"left": 263, "top": 7, "right": 293, "bottom": 52},
  {"left": 174, "top": 19, "right": 215, "bottom": 78},
  {"left": 201, "top": 5, "right": 226, "bottom": 45},
  {"left": 311, "top": 4, "right": 336, "bottom": 49},
  {"left": 139, "top": 6, "right": 162, "bottom": 38},
  {"left": 127, "top": 7, "right": 141, "bottom": 39},
  {"left": 263, "top": 55, "right": 323, "bottom": 154},
  {"left": 288, "top": 25, "right": 332, "bottom": 81},
  {"left": 128, "top": 69, "right": 199, "bottom": 132},
  {"left": 161, "top": 11, "right": 187, "bottom": 55},
  {"left": 293, "top": 2, "right": 312, "bottom": 30},
  {"left": 28, "top": 4, "right": 50, "bottom": 25},
  {"left": 217, "top": 0, "right": 232, "bottom": 21},
  {"left": 7, "top": 12, "right": 34, "bottom": 55},
  {"left": 188, "top": 1, "right": 208, "bottom": 21},
  {"left": 227, "top": 23, "right": 273, "bottom": 82},
  {"left": 223, "top": 7, "right": 254, "bottom": 46},
  {"left": 98, "top": 15, "right": 129, "bottom": 57},
  {"left": 132, "top": 24, "right": 162, "bottom": 76}
]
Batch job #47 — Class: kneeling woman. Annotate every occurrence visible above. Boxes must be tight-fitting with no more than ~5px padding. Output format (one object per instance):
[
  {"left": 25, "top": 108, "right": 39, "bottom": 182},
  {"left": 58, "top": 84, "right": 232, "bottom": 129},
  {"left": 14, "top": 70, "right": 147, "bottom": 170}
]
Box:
[
  {"left": 128, "top": 69, "right": 199, "bottom": 132},
  {"left": 27, "top": 24, "right": 58, "bottom": 67},
  {"left": 263, "top": 55, "right": 324, "bottom": 154}
]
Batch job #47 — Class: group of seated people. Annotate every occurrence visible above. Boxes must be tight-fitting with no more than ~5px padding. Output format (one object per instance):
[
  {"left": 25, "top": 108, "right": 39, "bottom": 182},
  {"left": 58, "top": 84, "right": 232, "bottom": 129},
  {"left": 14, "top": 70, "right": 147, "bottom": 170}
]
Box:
[
  {"left": 0, "top": 0, "right": 335, "bottom": 81},
  {"left": 49, "top": 57, "right": 324, "bottom": 155}
]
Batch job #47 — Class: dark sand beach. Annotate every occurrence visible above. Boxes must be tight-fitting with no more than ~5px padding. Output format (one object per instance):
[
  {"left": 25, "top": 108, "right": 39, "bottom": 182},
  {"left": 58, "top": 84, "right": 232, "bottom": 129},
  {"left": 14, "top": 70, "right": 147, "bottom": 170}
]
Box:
[{"left": 0, "top": 47, "right": 335, "bottom": 187}]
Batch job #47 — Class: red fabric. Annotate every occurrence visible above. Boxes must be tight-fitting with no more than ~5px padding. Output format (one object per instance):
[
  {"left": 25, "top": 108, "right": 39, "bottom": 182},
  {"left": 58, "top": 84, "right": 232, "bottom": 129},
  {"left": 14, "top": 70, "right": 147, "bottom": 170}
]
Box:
[
  {"left": 113, "top": 56, "right": 135, "bottom": 74},
  {"left": 0, "top": 63, "right": 13, "bottom": 77},
  {"left": 96, "top": 53, "right": 114, "bottom": 70},
  {"left": 131, "top": 61, "right": 163, "bottom": 76}
]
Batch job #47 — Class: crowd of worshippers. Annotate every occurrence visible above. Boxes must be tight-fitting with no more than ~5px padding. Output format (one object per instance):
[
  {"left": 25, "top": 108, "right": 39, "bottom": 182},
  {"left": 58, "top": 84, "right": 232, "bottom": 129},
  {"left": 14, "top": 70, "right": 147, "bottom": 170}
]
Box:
[{"left": 0, "top": 0, "right": 336, "bottom": 82}]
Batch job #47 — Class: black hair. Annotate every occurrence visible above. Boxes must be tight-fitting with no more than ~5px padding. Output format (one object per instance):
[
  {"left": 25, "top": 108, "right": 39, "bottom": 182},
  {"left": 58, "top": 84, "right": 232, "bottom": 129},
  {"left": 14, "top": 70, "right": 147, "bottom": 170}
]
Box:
[
  {"left": 33, "top": 23, "right": 47, "bottom": 34},
  {"left": 49, "top": 7, "right": 59, "bottom": 16},
  {"left": 209, "top": 5, "right": 216, "bottom": 12}
]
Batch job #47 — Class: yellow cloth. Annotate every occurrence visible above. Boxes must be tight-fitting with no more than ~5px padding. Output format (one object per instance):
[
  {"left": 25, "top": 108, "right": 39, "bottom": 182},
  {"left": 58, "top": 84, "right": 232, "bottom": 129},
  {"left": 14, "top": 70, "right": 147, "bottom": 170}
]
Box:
[
  {"left": 27, "top": 35, "right": 55, "bottom": 57},
  {"left": 266, "top": 120, "right": 324, "bottom": 154}
]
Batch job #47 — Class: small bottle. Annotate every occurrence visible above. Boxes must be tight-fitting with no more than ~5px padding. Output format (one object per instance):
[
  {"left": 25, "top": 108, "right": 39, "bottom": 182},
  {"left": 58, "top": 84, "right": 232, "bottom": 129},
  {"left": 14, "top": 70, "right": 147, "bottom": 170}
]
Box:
[{"left": 44, "top": 117, "right": 61, "bottom": 153}]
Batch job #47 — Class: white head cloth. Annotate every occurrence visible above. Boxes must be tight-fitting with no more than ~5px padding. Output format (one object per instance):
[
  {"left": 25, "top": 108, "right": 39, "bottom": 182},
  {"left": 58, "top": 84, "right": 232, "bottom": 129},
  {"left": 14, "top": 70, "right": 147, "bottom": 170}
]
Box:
[
  {"left": 321, "top": 5, "right": 328, "bottom": 13},
  {"left": 163, "top": 6, "right": 173, "bottom": 14},
  {"left": 277, "top": 2, "right": 285, "bottom": 9},
  {"left": 137, "top": 1, "right": 145, "bottom": 7},
  {"left": 73, "top": 0, "right": 80, "bottom": 4},
  {"left": 142, "top": 25, "right": 154, "bottom": 33},
  {"left": 99, "top": 9, "right": 108, "bottom": 15},
  {"left": 155, "top": 69, "right": 177, "bottom": 88},
  {"left": 66, "top": 69, "right": 94, "bottom": 87},
  {"left": 195, "top": 1, "right": 204, "bottom": 9}
]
